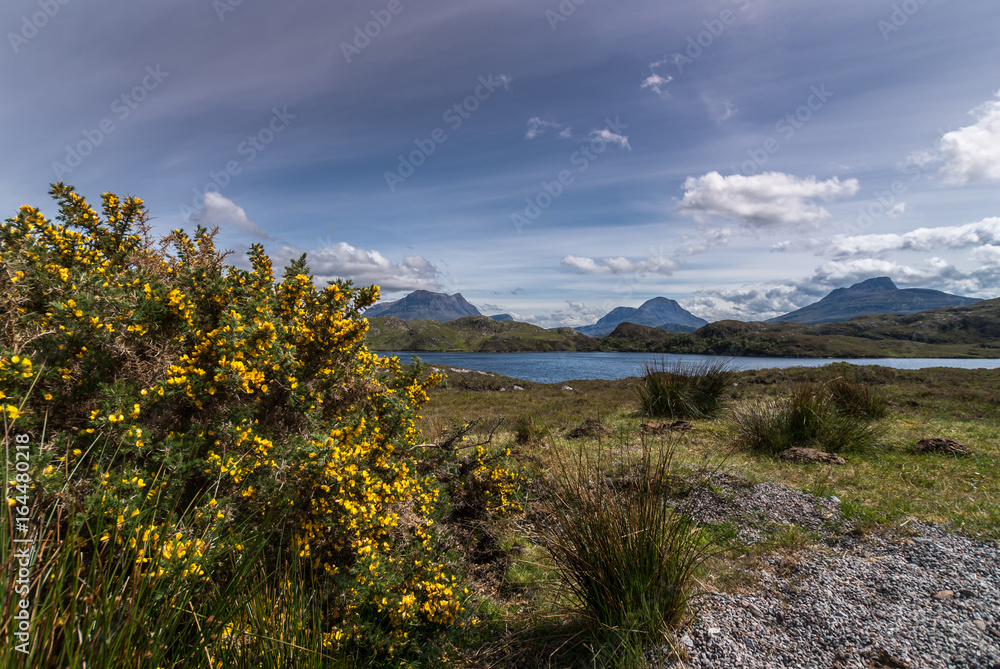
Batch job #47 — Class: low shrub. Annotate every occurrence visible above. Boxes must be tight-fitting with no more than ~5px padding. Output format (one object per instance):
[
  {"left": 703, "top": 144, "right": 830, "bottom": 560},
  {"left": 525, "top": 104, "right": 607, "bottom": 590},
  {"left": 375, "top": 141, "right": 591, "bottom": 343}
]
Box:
[{"left": 636, "top": 357, "right": 736, "bottom": 419}]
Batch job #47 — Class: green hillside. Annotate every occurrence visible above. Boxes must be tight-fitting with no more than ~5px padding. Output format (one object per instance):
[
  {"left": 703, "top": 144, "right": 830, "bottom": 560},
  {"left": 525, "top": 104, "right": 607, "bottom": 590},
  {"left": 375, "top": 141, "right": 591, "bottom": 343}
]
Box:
[
  {"left": 368, "top": 298, "right": 1000, "bottom": 357},
  {"left": 365, "top": 315, "right": 601, "bottom": 352}
]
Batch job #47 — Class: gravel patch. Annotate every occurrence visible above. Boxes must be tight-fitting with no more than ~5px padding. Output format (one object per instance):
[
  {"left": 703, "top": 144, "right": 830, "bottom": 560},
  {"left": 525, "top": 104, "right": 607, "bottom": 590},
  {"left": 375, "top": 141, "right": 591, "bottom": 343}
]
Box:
[
  {"left": 649, "top": 521, "right": 1000, "bottom": 668},
  {"left": 673, "top": 470, "right": 847, "bottom": 545}
]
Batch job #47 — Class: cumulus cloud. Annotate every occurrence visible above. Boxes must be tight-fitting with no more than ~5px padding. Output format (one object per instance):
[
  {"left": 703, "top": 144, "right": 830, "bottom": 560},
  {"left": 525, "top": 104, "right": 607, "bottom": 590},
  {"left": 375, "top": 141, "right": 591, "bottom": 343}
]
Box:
[
  {"left": 681, "top": 284, "right": 809, "bottom": 322},
  {"left": 937, "top": 91, "right": 1000, "bottom": 185},
  {"left": 827, "top": 217, "right": 1000, "bottom": 258},
  {"left": 677, "top": 171, "right": 860, "bottom": 229},
  {"left": 199, "top": 192, "right": 271, "bottom": 239},
  {"left": 560, "top": 255, "right": 677, "bottom": 275},
  {"left": 270, "top": 242, "right": 441, "bottom": 292},
  {"left": 588, "top": 128, "right": 631, "bottom": 151}
]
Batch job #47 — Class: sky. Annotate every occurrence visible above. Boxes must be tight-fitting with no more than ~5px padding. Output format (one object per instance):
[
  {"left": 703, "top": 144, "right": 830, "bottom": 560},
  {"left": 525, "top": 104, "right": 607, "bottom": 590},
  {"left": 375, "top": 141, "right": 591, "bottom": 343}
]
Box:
[{"left": 2, "top": 0, "right": 999, "bottom": 327}]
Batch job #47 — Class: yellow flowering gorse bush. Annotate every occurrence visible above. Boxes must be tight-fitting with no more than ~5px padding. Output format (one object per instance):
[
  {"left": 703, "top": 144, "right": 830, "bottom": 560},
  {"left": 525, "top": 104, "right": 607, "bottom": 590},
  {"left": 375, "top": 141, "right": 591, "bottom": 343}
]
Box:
[{"left": 0, "top": 184, "right": 503, "bottom": 663}]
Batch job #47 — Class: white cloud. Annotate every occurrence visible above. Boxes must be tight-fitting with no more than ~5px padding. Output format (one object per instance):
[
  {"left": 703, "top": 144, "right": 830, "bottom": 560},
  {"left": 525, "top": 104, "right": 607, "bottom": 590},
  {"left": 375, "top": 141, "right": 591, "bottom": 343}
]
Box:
[
  {"left": 561, "top": 254, "right": 677, "bottom": 276},
  {"left": 677, "top": 171, "right": 860, "bottom": 229},
  {"left": 525, "top": 117, "right": 569, "bottom": 140},
  {"left": 681, "top": 285, "right": 808, "bottom": 322},
  {"left": 498, "top": 74, "right": 513, "bottom": 90},
  {"left": 641, "top": 73, "right": 672, "bottom": 96},
  {"left": 827, "top": 217, "right": 1000, "bottom": 257},
  {"left": 937, "top": 90, "right": 1000, "bottom": 185},
  {"left": 588, "top": 128, "right": 631, "bottom": 151},
  {"left": 270, "top": 242, "right": 441, "bottom": 292},
  {"left": 561, "top": 255, "right": 608, "bottom": 273},
  {"left": 198, "top": 192, "right": 271, "bottom": 239}
]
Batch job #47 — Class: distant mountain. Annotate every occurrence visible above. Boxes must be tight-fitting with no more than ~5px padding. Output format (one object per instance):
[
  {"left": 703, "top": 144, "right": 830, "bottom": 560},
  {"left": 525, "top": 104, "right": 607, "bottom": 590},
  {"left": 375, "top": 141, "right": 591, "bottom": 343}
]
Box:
[
  {"left": 489, "top": 314, "right": 514, "bottom": 322},
  {"left": 364, "top": 290, "right": 481, "bottom": 321},
  {"left": 576, "top": 297, "right": 707, "bottom": 337},
  {"left": 768, "top": 277, "right": 980, "bottom": 324}
]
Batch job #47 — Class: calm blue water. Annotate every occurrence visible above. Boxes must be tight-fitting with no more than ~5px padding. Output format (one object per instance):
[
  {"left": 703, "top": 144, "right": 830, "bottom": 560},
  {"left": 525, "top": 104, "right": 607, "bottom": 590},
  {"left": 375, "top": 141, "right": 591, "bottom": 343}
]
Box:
[{"left": 377, "top": 351, "right": 1000, "bottom": 384}]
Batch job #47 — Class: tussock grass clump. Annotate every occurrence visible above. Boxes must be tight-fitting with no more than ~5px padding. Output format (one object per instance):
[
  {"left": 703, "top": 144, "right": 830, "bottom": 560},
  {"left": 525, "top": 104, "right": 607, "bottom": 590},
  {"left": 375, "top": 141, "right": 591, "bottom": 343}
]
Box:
[
  {"left": 512, "top": 414, "right": 547, "bottom": 444},
  {"left": 730, "top": 382, "right": 884, "bottom": 454},
  {"left": 826, "top": 372, "right": 889, "bottom": 419},
  {"left": 538, "top": 439, "right": 709, "bottom": 666},
  {"left": 636, "top": 358, "right": 736, "bottom": 419}
]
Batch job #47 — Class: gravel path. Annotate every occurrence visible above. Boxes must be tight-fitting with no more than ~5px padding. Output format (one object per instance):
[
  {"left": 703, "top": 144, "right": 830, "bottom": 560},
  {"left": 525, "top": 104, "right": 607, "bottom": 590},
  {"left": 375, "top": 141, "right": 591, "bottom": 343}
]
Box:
[{"left": 649, "top": 512, "right": 999, "bottom": 668}]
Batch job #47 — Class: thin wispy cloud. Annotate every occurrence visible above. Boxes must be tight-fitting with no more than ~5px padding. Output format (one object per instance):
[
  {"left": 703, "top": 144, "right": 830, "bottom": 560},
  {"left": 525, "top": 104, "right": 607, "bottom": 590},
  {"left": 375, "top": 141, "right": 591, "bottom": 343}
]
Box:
[
  {"left": 525, "top": 117, "right": 570, "bottom": 139},
  {"left": 199, "top": 192, "right": 271, "bottom": 240}
]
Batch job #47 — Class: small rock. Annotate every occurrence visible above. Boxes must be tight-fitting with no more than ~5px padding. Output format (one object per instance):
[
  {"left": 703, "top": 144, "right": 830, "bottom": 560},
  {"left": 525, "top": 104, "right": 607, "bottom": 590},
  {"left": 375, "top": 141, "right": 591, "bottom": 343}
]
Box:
[
  {"left": 778, "top": 447, "right": 847, "bottom": 465},
  {"left": 913, "top": 437, "right": 972, "bottom": 456},
  {"left": 640, "top": 420, "right": 693, "bottom": 434},
  {"left": 932, "top": 590, "right": 955, "bottom": 600},
  {"left": 829, "top": 495, "right": 841, "bottom": 503},
  {"left": 561, "top": 385, "right": 573, "bottom": 391},
  {"left": 958, "top": 588, "right": 977, "bottom": 599},
  {"left": 973, "top": 620, "right": 987, "bottom": 632},
  {"left": 512, "top": 385, "right": 524, "bottom": 391},
  {"left": 681, "top": 634, "right": 694, "bottom": 648},
  {"left": 911, "top": 537, "right": 934, "bottom": 544},
  {"left": 707, "top": 627, "right": 722, "bottom": 636},
  {"left": 872, "top": 647, "right": 909, "bottom": 668},
  {"left": 565, "top": 418, "right": 611, "bottom": 440}
]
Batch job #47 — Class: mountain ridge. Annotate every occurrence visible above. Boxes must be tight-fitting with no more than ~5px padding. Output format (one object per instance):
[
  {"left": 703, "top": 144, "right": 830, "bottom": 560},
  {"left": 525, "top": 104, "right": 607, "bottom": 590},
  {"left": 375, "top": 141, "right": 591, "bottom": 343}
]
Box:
[{"left": 768, "top": 277, "right": 980, "bottom": 324}]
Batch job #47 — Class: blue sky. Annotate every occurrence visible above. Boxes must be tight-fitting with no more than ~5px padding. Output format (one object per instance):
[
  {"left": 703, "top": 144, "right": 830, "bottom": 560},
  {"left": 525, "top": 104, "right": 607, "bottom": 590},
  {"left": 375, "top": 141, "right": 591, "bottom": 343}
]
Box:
[{"left": 3, "top": 0, "right": 999, "bottom": 325}]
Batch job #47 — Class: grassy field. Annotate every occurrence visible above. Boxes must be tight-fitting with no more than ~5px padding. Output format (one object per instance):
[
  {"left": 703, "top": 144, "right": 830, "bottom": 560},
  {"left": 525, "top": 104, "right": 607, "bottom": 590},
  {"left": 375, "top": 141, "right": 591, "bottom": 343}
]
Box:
[{"left": 414, "top": 362, "right": 1000, "bottom": 664}]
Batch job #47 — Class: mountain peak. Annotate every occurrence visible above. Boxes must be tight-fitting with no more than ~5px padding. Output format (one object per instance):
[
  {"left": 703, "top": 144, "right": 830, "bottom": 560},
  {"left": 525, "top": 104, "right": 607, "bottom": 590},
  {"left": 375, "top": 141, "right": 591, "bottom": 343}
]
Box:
[
  {"left": 576, "top": 296, "right": 706, "bottom": 337},
  {"left": 364, "top": 290, "right": 481, "bottom": 321},
  {"left": 848, "top": 277, "right": 897, "bottom": 292}
]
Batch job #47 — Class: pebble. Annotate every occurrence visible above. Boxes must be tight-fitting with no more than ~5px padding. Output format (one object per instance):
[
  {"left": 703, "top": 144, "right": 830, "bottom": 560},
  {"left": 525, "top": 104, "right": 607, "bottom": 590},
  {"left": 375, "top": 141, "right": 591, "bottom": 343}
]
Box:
[{"left": 650, "top": 521, "right": 1000, "bottom": 668}]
